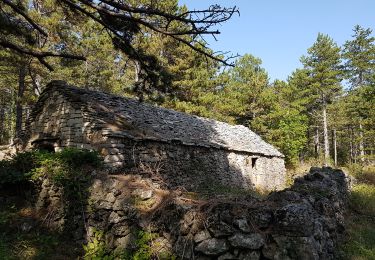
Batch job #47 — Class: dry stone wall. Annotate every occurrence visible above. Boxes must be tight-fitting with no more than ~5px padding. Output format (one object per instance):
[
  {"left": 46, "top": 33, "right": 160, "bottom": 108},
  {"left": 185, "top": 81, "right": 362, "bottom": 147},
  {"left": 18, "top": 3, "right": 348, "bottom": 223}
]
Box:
[
  {"left": 27, "top": 90, "right": 92, "bottom": 150},
  {"left": 100, "top": 138, "right": 286, "bottom": 191},
  {"left": 36, "top": 167, "right": 350, "bottom": 259}
]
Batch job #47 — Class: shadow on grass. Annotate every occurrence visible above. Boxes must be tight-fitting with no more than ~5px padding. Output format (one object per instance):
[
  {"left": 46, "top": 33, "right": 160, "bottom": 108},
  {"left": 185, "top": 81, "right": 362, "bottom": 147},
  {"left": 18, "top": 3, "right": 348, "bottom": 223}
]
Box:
[{"left": 0, "top": 184, "right": 82, "bottom": 259}]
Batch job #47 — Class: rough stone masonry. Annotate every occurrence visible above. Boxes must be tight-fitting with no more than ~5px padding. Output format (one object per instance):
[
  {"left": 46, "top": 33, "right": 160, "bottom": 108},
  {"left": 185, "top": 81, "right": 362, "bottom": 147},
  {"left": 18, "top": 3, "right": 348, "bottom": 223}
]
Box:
[
  {"left": 24, "top": 80, "right": 286, "bottom": 191},
  {"left": 35, "top": 167, "right": 350, "bottom": 259}
]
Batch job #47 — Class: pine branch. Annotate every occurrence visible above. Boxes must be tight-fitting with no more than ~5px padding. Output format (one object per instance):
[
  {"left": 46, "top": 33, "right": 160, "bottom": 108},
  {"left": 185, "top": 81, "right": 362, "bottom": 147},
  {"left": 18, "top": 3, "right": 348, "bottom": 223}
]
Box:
[
  {"left": 2, "top": 0, "right": 48, "bottom": 37},
  {"left": 0, "top": 39, "right": 86, "bottom": 71}
]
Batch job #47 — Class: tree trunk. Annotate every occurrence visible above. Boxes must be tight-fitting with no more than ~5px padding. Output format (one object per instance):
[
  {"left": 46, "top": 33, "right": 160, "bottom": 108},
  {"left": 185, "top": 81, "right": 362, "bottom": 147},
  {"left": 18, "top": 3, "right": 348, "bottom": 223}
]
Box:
[
  {"left": 0, "top": 107, "right": 4, "bottom": 144},
  {"left": 30, "top": 71, "right": 42, "bottom": 96},
  {"left": 350, "top": 127, "right": 354, "bottom": 163},
  {"left": 314, "top": 127, "right": 320, "bottom": 157},
  {"left": 9, "top": 92, "right": 14, "bottom": 144},
  {"left": 134, "top": 60, "right": 140, "bottom": 83},
  {"left": 333, "top": 129, "right": 337, "bottom": 166},
  {"left": 322, "top": 100, "right": 330, "bottom": 166},
  {"left": 359, "top": 122, "right": 365, "bottom": 163},
  {"left": 15, "top": 63, "right": 27, "bottom": 138}
]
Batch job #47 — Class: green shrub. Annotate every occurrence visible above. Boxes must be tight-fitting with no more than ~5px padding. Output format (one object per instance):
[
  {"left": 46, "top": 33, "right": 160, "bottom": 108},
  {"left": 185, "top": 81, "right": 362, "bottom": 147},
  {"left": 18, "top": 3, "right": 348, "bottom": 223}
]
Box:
[
  {"left": 350, "top": 184, "right": 375, "bottom": 216},
  {"left": 0, "top": 151, "right": 45, "bottom": 185},
  {"left": 82, "top": 229, "right": 166, "bottom": 260},
  {"left": 83, "top": 230, "right": 112, "bottom": 260},
  {"left": 346, "top": 164, "right": 375, "bottom": 185},
  {"left": 57, "top": 148, "right": 101, "bottom": 168},
  {"left": 0, "top": 148, "right": 101, "bottom": 186},
  {"left": 132, "top": 230, "right": 158, "bottom": 260},
  {"left": 362, "top": 166, "right": 375, "bottom": 185}
]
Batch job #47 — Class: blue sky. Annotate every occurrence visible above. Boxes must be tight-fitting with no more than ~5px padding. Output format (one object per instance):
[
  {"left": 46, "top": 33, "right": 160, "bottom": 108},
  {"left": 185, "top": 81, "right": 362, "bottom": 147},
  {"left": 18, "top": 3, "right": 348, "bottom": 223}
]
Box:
[{"left": 179, "top": 0, "right": 375, "bottom": 81}]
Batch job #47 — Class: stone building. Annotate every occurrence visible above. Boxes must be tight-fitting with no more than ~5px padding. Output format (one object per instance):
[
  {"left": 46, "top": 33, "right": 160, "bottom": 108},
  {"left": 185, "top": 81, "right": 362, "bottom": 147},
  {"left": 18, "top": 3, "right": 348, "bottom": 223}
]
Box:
[{"left": 25, "top": 81, "right": 286, "bottom": 191}]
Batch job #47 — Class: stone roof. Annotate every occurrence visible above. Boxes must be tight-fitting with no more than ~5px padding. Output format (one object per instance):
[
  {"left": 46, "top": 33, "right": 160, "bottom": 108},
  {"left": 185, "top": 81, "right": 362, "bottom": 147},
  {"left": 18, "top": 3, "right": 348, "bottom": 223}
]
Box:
[{"left": 41, "top": 81, "right": 283, "bottom": 157}]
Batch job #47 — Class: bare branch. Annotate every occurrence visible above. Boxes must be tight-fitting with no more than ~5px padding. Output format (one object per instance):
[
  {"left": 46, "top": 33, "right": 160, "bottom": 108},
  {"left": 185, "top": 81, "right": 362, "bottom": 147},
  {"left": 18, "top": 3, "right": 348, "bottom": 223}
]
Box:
[
  {"left": 65, "top": 0, "right": 236, "bottom": 66},
  {"left": 1, "top": 0, "right": 238, "bottom": 88},
  {"left": 2, "top": 0, "right": 48, "bottom": 37}
]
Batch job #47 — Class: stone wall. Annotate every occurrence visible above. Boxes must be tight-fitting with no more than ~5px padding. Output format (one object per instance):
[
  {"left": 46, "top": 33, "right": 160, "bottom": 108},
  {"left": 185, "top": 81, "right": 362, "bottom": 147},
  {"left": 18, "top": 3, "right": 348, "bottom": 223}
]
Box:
[
  {"left": 28, "top": 90, "right": 91, "bottom": 150},
  {"left": 102, "top": 138, "right": 286, "bottom": 191},
  {"left": 36, "top": 167, "right": 350, "bottom": 259}
]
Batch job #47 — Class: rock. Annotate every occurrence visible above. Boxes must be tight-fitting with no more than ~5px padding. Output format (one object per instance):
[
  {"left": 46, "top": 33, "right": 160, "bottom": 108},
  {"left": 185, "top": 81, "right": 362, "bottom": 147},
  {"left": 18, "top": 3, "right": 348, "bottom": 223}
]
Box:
[
  {"left": 194, "top": 230, "right": 211, "bottom": 243},
  {"left": 196, "top": 256, "right": 211, "bottom": 260},
  {"left": 112, "top": 200, "right": 125, "bottom": 210},
  {"left": 133, "top": 189, "right": 153, "bottom": 200},
  {"left": 209, "top": 222, "right": 233, "bottom": 237},
  {"left": 276, "top": 190, "right": 301, "bottom": 202},
  {"left": 251, "top": 210, "right": 272, "bottom": 228},
  {"left": 234, "top": 218, "right": 251, "bottom": 233},
  {"left": 48, "top": 188, "right": 61, "bottom": 198},
  {"left": 105, "top": 193, "right": 116, "bottom": 203},
  {"left": 108, "top": 211, "right": 126, "bottom": 224},
  {"left": 309, "top": 167, "right": 321, "bottom": 173},
  {"left": 229, "top": 233, "right": 264, "bottom": 249},
  {"left": 105, "top": 233, "right": 115, "bottom": 249},
  {"left": 111, "top": 223, "right": 130, "bottom": 236},
  {"left": 262, "top": 243, "right": 286, "bottom": 260},
  {"left": 275, "top": 202, "right": 315, "bottom": 236},
  {"left": 114, "top": 233, "right": 137, "bottom": 250},
  {"left": 218, "top": 252, "right": 237, "bottom": 260},
  {"left": 239, "top": 251, "right": 260, "bottom": 260},
  {"left": 97, "top": 200, "right": 113, "bottom": 210},
  {"left": 73, "top": 215, "right": 82, "bottom": 225},
  {"left": 31, "top": 165, "right": 348, "bottom": 260},
  {"left": 152, "top": 237, "right": 173, "bottom": 258},
  {"left": 195, "top": 238, "right": 229, "bottom": 256},
  {"left": 273, "top": 235, "right": 320, "bottom": 260},
  {"left": 175, "top": 236, "right": 193, "bottom": 259},
  {"left": 20, "top": 221, "right": 33, "bottom": 233},
  {"left": 183, "top": 211, "right": 197, "bottom": 225},
  {"left": 180, "top": 221, "right": 191, "bottom": 236},
  {"left": 112, "top": 189, "right": 122, "bottom": 197}
]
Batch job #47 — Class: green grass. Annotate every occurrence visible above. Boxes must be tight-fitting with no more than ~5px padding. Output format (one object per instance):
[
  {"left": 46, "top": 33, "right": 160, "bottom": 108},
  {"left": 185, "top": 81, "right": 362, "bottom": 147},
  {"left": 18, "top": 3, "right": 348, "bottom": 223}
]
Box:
[
  {"left": 0, "top": 148, "right": 101, "bottom": 186},
  {"left": 350, "top": 184, "right": 375, "bottom": 216},
  {"left": 341, "top": 215, "right": 375, "bottom": 260},
  {"left": 341, "top": 164, "right": 375, "bottom": 259}
]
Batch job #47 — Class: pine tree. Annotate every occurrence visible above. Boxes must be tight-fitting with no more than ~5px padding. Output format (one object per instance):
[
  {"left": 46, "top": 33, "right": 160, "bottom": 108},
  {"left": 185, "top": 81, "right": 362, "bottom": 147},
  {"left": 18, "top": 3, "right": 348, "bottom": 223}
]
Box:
[
  {"left": 342, "top": 25, "right": 375, "bottom": 163},
  {"left": 301, "top": 33, "right": 342, "bottom": 165},
  {"left": 343, "top": 25, "right": 375, "bottom": 89},
  {"left": 251, "top": 80, "right": 308, "bottom": 166},
  {"left": 217, "top": 54, "right": 269, "bottom": 125},
  {"left": 0, "top": 0, "right": 238, "bottom": 91}
]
